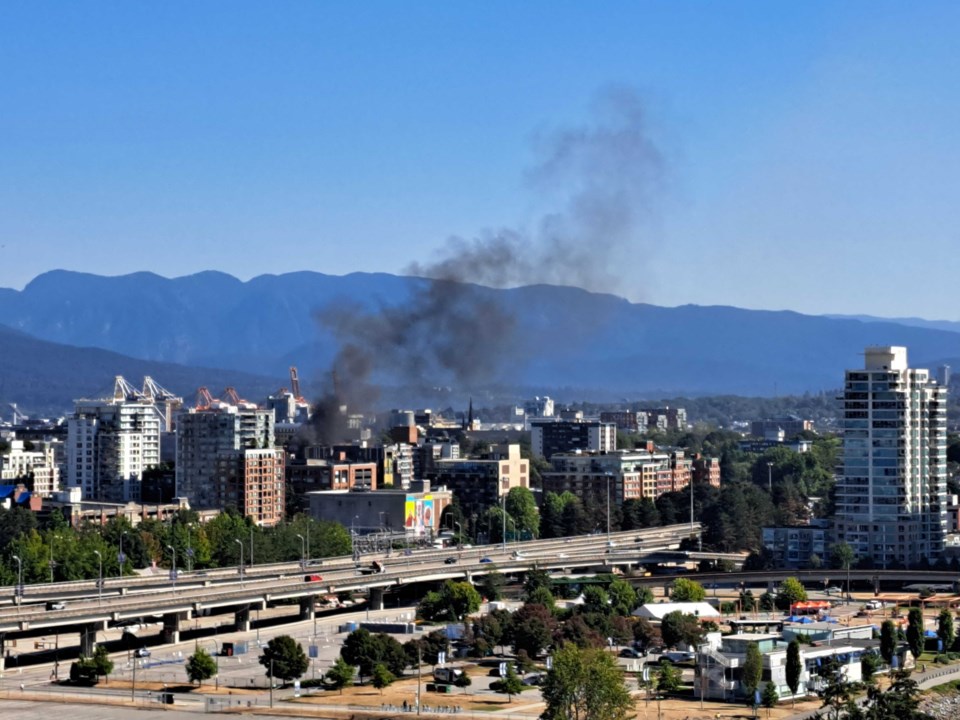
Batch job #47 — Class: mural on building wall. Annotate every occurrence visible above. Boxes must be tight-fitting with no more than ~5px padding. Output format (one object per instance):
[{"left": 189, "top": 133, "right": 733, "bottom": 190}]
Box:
[{"left": 404, "top": 494, "right": 434, "bottom": 535}]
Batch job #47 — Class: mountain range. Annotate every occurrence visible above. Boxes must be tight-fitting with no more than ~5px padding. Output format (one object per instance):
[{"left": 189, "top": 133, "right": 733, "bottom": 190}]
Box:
[{"left": 3, "top": 269, "right": 960, "bottom": 415}]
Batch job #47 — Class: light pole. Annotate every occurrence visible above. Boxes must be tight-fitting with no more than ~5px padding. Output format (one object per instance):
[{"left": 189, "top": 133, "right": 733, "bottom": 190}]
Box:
[
  {"left": 186, "top": 526, "right": 193, "bottom": 572},
  {"left": 49, "top": 535, "right": 61, "bottom": 584},
  {"left": 119, "top": 531, "right": 128, "bottom": 577},
  {"left": 500, "top": 494, "right": 506, "bottom": 551},
  {"left": 604, "top": 471, "right": 612, "bottom": 544},
  {"left": 296, "top": 533, "right": 306, "bottom": 569},
  {"left": 12, "top": 554, "right": 22, "bottom": 609},
  {"left": 250, "top": 527, "right": 255, "bottom": 569},
  {"left": 767, "top": 462, "right": 773, "bottom": 494},
  {"left": 166, "top": 545, "right": 176, "bottom": 592},
  {"left": 235, "top": 539, "right": 244, "bottom": 585},
  {"left": 93, "top": 550, "right": 103, "bottom": 605}
]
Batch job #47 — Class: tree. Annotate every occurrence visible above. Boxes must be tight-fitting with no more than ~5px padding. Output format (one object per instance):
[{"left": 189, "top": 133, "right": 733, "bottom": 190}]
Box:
[
  {"left": 761, "top": 682, "right": 778, "bottom": 716},
  {"left": 371, "top": 663, "right": 396, "bottom": 695},
  {"left": 454, "top": 671, "right": 473, "bottom": 694},
  {"left": 582, "top": 586, "right": 611, "bottom": 616},
  {"left": 906, "top": 608, "right": 924, "bottom": 661},
  {"left": 69, "top": 655, "right": 98, "bottom": 685},
  {"left": 541, "top": 644, "right": 633, "bottom": 720},
  {"left": 786, "top": 639, "right": 802, "bottom": 705},
  {"left": 880, "top": 620, "right": 898, "bottom": 665},
  {"left": 259, "top": 634, "right": 308, "bottom": 684},
  {"left": 741, "top": 642, "right": 762, "bottom": 700},
  {"left": 478, "top": 569, "right": 505, "bottom": 601},
  {"left": 655, "top": 659, "right": 682, "bottom": 694},
  {"left": 937, "top": 608, "right": 955, "bottom": 652},
  {"left": 670, "top": 577, "right": 706, "bottom": 602},
  {"left": 186, "top": 648, "right": 217, "bottom": 686},
  {"left": 607, "top": 578, "right": 638, "bottom": 616},
  {"left": 495, "top": 664, "right": 524, "bottom": 702},
  {"left": 325, "top": 657, "right": 355, "bottom": 694},
  {"left": 660, "top": 611, "right": 702, "bottom": 649},
  {"left": 776, "top": 577, "right": 808, "bottom": 611},
  {"left": 418, "top": 581, "right": 482, "bottom": 621},
  {"left": 740, "top": 589, "right": 756, "bottom": 612},
  {"left": 524, "top": 567, "right": 553, "bottom": 601},
  {"left": 511, "top": 603, "right": 557, "bottom": 658},
  {"left": 528, "top": 585, "right": 557, "bottom": 611},
  {"left": 861, "top": 652, "right": 881, "bottom": 684},
  {"left": 506, "top": 486, "right": 540, "bottom": 539},
  {"left": 92, "top": 644, "right": 114, "bottom": 682}
]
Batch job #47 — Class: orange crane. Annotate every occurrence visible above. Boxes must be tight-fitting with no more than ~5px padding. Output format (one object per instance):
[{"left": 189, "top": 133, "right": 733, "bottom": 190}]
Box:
[{"left": 195, "top": 387, "right": 214, "bottom": 410}]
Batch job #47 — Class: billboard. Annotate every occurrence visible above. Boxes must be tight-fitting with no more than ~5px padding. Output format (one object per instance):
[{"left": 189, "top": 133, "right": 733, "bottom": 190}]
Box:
[{"left": 404, "top": 494, "right": 434, "bottom": 536}]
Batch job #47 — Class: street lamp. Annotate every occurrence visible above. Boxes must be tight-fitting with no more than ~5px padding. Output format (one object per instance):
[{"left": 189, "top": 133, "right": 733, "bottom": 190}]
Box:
[
  {"left": 235, "top": 539, "right": 244, "bottom": 585},
  {"left": 166, "top": 544, "right": 177, "bottom": 592},
  {"left": 767, "top": 462, "right": 773, "bottom": 494},
  {"left": 604, "top": 471, "right": 613, "bottom": 544},
  {"left": 93, "top": 550, "right": 103, "bottom": 605},
  {"left": 49, "top": 535, "right": 61, "bottom": 584},
  {"left": 12, "top": 554, "right": 22, "bottom": 608},
  {"left": 500, "top": 494, "right": 506, "bottom": 551},
  {"left": 296, "top": 534, "right": 306, "bottom": 568},
  {"left": 119, "top": 531, "right": 128, "bottom": 578},
  {"left": 454, "top": 521, "right": 463, "bottom": 550}
]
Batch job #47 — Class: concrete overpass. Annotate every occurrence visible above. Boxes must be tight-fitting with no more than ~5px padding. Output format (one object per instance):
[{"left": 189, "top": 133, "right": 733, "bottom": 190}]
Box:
[{"left": 0, "top": 522, "right": 707, "bottom": 668}]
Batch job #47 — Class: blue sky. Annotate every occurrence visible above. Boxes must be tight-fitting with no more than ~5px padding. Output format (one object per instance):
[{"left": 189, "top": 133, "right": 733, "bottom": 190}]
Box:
[{"left": 2, "top": 2, "right": 959, "bottom": 318}]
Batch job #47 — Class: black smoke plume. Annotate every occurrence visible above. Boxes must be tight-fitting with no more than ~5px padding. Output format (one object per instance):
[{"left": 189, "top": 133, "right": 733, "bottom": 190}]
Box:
[{"left": 310, "top": 87, "right": 665, "bottom": 443}]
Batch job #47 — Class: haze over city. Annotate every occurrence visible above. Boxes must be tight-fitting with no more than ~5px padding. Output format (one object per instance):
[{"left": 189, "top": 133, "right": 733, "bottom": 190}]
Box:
[{"left": 4, "top": 2, "right": 960, "bottom": 317}]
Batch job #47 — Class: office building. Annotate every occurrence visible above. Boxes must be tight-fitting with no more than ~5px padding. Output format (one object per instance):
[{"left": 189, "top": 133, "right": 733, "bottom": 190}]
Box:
[
  {"left": 542, "top": 449, "right": 674, "bottom": 503},
  {"left": 834, "top": 346, "right": 948, "bottom": 567},
  {"left": 428, "top": 444, "right": 528, "bottom": 515},
  {"left": 751, "top": 416, "right": 814, "bottom": 439},
  {"left": 176, "top": 401, "right": 275, "bottom": 509},
  {"left": 530, "top": 419, "right": 616, "bottom": 460}
]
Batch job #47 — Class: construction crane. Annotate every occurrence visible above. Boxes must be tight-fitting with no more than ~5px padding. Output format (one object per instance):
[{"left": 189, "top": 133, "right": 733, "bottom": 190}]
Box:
[
  {"left": 113, "top": 376, "right": 142, "bottom": 402},
  {"left": 289, "top": 366, "right": 305, "bottom": 402},
  {"left": 221, "top": 387, "right": 243, "bottom": 406},
  {"left": 195, "top": 387, "right": 214, "bottom": 410},
  {"left": 8, "top": 403, "right": 25, "bottom": 425},
  {"left": 142, "top": 376, "right": 178, "bottom": 401}
]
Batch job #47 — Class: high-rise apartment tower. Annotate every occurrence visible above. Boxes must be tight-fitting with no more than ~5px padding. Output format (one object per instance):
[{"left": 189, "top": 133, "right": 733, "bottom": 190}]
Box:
[{"left": 834, "top": 346, "right": 947, "bottom": 567}]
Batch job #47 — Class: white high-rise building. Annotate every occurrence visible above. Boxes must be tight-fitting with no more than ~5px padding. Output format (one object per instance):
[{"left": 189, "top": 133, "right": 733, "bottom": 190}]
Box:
[
  {"left": 834, "top": 346, "right": 948, "bottom": 567},
  {"left": 67, "top": 400, "right": 161, "bottom": 502}
]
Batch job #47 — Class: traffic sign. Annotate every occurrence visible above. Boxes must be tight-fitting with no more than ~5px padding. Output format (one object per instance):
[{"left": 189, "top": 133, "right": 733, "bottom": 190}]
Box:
[
  {"left": 117, "top": 552, "right": 126, "bottom": 565},
  {"left": 309, "top": 645, "right": 318, "bottom": 659}
]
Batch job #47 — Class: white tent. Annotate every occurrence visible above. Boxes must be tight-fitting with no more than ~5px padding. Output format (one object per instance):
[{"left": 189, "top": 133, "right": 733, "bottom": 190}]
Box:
[{"left": 632, "top": 601, "right": 720, "bottom": 621}]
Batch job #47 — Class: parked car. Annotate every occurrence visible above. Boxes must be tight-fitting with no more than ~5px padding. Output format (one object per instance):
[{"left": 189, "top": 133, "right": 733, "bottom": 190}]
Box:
[
  {"left": 825, "top": 586, "right": 843, "bottom": 595},
  {"left": 134, "top": 647, "right": 151, "bottom": 658},
  {"left": 865, "top": 600, "right": 884, "bottom": 610},
  {"left": 619, "top": 647, "right": 643, "bottom": 658},
  {"left": 523, "top": 673, "right": 545, "bottom": 686}
]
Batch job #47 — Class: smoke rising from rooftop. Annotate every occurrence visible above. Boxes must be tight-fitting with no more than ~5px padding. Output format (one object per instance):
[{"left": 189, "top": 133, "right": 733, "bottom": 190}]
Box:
[{"left": 311, "top": 87, "right": 665, "bottom": 440}]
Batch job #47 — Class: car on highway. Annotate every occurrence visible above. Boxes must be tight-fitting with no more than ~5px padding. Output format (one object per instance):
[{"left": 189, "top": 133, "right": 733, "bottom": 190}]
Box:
[
  {"left": 45, "top": 601, "right": 66, "bottom": 611},
  {"left": 479, "top": 557, "right": 493, "bottom": 563},
  {"left": 444, "top": 556, "right": 458, "bottom": 565},
  {"left": 134, "top": 647, "right": 151, "bottom": 658},
  {"left": 558, "top": 553, "right": 569, "bottom": 559},
  {"left": 512, "top": 551, "right": 527, "bottom": 559}
]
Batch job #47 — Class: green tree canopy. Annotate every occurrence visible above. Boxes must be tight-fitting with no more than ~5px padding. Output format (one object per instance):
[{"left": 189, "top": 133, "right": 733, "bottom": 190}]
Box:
[
  {"left": 325, "top": 657, "right": 355, "bottom": 694},
  {"left": 541, "top": 643, "right": 633, "bottom": 720},
  {"left": 741, "top": 642, "right": 762, "bottom": 698},
  {"left": 660, "top": 611, "right": 702, "bottom": 649},
  {"left": 259, "top": 634, "right": 309, "bottom": 684},
  {"left": 669, "top": 577, "right": 706, "bottom": 602},
  {"left": 186, "top": 648, "right": 218, "bottom": 686},
  {"left": 906, "top": 608, "right": 924, "bottom": 660},
  {"left": 506, "top": 486, "right": 540, "bottom": 539},
  {"left": 510, "top": 603, "right": 557, "bottom": 658},
  {"left": 371, "top": 663, "right": 396, "bottom": 695}
]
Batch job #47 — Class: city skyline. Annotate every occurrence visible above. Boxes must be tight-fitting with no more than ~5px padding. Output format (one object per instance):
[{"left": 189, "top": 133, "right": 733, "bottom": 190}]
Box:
[{"left": 4, "top": 3, "right": 960, "bottom": 318}]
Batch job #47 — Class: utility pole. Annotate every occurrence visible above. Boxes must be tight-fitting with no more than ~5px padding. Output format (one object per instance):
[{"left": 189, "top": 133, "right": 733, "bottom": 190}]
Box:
[
  {"left": 269, "top": 658, "right": 274, "bottom": 707},
  {"left": 131, "top": 653, "right": 136, "bottom": 701},
  {"left": 417, "top": 642, "right": 422, "bottom": 715},
  {"left": 767, "top": 462, "right": 773, "bottom": 494},
  {"left": 501, "top": 495, "right": 506, "bottom": 551}
]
